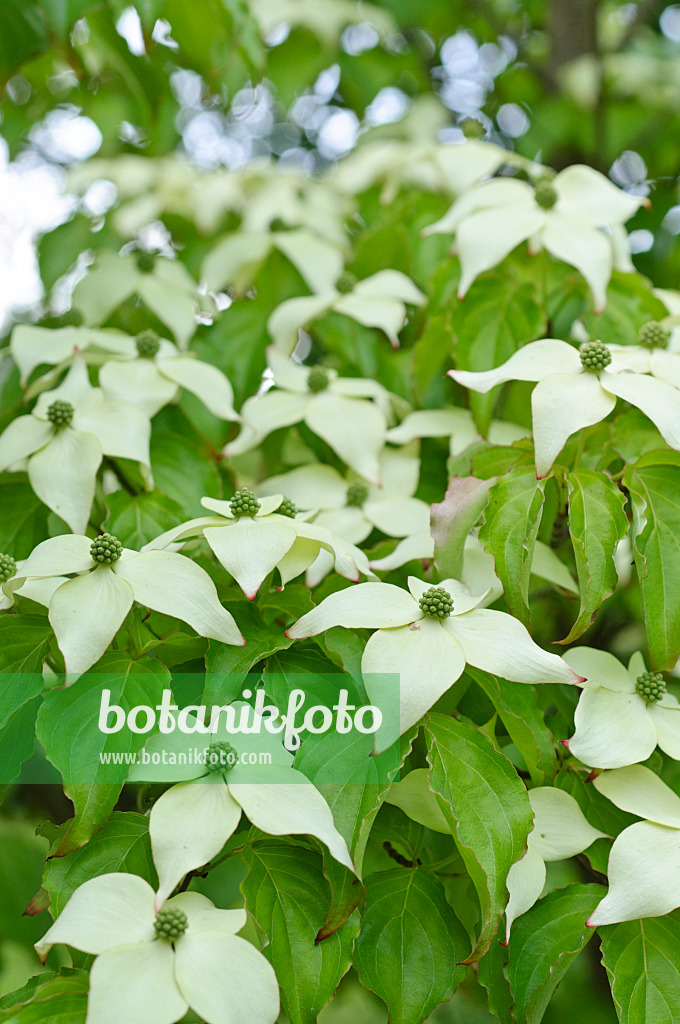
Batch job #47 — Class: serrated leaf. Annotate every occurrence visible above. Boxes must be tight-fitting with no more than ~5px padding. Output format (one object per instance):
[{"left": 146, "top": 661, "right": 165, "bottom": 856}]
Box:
[
  {"left": 468, "top": 667, "right": 556, "bottom": 785},
  {"left": 354, "top": 868, "right": 468, "bottom": 1024},
  {"left": 0, "top": 971, "right": 88, "bottom": 1024},
  {"left": 508, "top": 883, "right": 605, "bottom": 1024},
  {"left": 624, "top": 451, "right": 680, "bottom": 668},
  {"left": 600, "top": 912, "right": 680, "bottom": 1023},
  {"left": 478, "top": 466, "right": 546, "bottom": 627},
  {"left": 204, "top": 601, "right": 295, "bottom": 705},
  {"left": 425, "top": 713, "right": 533, "bottom": 962},
  {"left": 242, "top": 840, "right": 358, "bottom": 1024},
  {"left": 560, "top": 468, "right": 628, "bottom": 644}
]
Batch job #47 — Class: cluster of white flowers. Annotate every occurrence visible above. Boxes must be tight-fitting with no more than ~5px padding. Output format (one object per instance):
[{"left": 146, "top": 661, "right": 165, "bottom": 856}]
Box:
[{"left": 9, "top": 128, "right": 680, "bottom": 1019}]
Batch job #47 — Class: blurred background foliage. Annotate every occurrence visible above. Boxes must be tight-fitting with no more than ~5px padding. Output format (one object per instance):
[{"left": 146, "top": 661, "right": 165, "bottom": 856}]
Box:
[{"left": 0, "top": 1, "right": 677, "bottom": 1020}]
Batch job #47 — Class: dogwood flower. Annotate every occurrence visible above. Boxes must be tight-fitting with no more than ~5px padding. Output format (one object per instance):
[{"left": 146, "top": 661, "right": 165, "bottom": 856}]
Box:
[
  {"left": 267, "top": 269, "right": 426, "bottom": 355},
  {"left": 562, "top": 648, "right": 680, "bottom": 768},
  {"left": 331, "top": 137, "right": 514, "bottom": 203},
  {"left": 0, "top": 554, "right": 66, "bottom": 611},
  {"left": 0, "top": 358, "right": 150, "bottom": 534},
  {"left": 257, "top": 446, "right": 429, "bottom": 584},
  {"left": 202, "top": 227, "right": 345, "bottom": 295},
  {"left": 129, "top": 704, "right": 353, "bottom": 905},
  {"left": 98, "top": 332, "right": 240, "bottom": 420},
  {"left": 449, "top": 338, "right": 680, "bottom": 477},
  {"left": 35, "top": 874, "right": 279, "bottom": 1024},
  {"left": 385, "top": 406, "right": 529, "bottom": 454},
  {"left": 10, "top": 323, "right": 136, "bottom": 385},
  {"left": 72, "top": 251, "right": 200, "bottom": 348},
  {"left": 143, "top": 490, "right": 374, "bottom": 599},
  {"left": 423, "top": 166, "right": 644, "bottom": 309},
  {"left": 588, "top": 765, "right": 680, "bottom": 926},
  {"left": 224, "top": 348, "right": 396, "bottom": 483},
  {"left": 504, "top": 787, "right": 607, "bottom": 940},
  {"left": 607, "top": 330, "right": 680, "bottom": 390},
  {"left": 4, "top": 533, "right": 244, "bottom": 675},
  {"left": 286, "top": 576, "right": 581, "bottom": 750}
]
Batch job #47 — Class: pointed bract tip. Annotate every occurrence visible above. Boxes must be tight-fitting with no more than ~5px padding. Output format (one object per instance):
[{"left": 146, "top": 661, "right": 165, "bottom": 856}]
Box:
[{"left": 237, "top": 633, "right": 247, "bottom": 647}]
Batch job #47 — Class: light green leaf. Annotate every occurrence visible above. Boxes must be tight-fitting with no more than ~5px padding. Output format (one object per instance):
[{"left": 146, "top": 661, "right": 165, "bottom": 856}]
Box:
[
  {"left": 353, "top": 868, "right": 468, "bottom": 1024},
  {"left": 508, "top": 883, "right": 605, "bottom": 1024},
  {"left": 425, "top": 712, "right": 533, "bottom": 962},
  {"left": 0, "top": 971, "right": 88, "bottom": 1024},
  {"left": 431, "top": 476, "right": 493, "bottom": 581},
  {"left": 561, "top": 468, "right": 628, "bottom": 644},
  {"left": 242, "top": 840, "right": 359, "bottom": 1024},
  {"left": 624, "top": 451, "right": 680, "bottom": 669},
  {"left": 478, "top": 466, "right": 546, "bottom": 627},
  {"left": 600, "top": 913, "right": 680, "bottom": 1024},
  {"left": 104, "top": 489, "right": 187, "bottom": 549}
]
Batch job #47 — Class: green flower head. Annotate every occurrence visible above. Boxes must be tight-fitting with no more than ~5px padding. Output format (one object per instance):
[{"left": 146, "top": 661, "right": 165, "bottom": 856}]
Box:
[
  {"left": 635, "top": 670, "right": 666, "bottom": 703},
  {"left": 230, "top": 488, "right": 260, "bottom": 517},
  {"left": 418, "top": 586, "right": 454, "bottom": 619},
  {"left": 47, "top": 400, "right": 74, "bottom": 428},
  {"left": 0, "top": 553, "right": 17, "bottom": 583},
  {"left": 136, "top": 330, "right": 161, "bottom": 358},
  {"left": 90, "top": 534, "right": 123, "bottom": 565},
  {"left": 638, "top": 321, "right": 670, "bottom": 349},
  {"left": 153, "top": 907, "right": 188, "bottom": 941},
  {"left": 580, "top": 340, "right": 612, "bottom": 373}
]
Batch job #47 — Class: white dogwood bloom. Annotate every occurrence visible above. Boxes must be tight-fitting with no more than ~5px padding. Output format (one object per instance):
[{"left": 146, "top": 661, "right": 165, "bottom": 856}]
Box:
[
  {"left": 4, "top": 533, "right": 244, "bottom": 675},
  {"left": 143, "top": 490, "right": 374, "bottom": 599},
  {"left": 257, "top": 446, "right": 429, "bottom": 584},
  {"left": 73, "top": 251, "right": 200, "bottom": 347},
  {"left": 385, "top": 406, "right": 529, "bottom": 454},
  {"left": 331, "top": 137, "right": 514, "bottom": 202},
  {"left": 286, "top": 576, "right": 581, "bottom": 750},
  {"left": 129, "top": 704, "right": 354, "bottom": 905},
  {"left": 224, "top": 348, "right": 396, "bottom": 483},
  {"left": 423, "top": 166, "right": 643, "bottom": 310},
  {"left": 449, "top": 338, "right": 680, "bottom": 477},
  {"left": 562, "top": 647, "right": 680, "bottom": 768},
  {"left": 10, "top": 323, "right": 136, "bottom": 385},
  {"left": 588, "top": 765, "right": 680, "bottom": 926},
  {"left": 504, "top": 787, "right": 606, "bottom": 940},
  {"left": 35, "top": 874, "right": 279, "bottom": 1024},
  {"left": 267, "top": 269, "right": 426, "bottom": 355},
  {"left": 98, "top": 332, "right": 240, "bottom": 420},
  {"left": 0, "top": 358, "right": 150, "bottom": 534},
  {"left": 607, "top": 341, "right": 680, "bottom": 390},
  {"left": 202, "top": 228, "right": 345, "bottom": 295},
  {"left": 0, "top": 554, "right": 66, "bottom": 611}
]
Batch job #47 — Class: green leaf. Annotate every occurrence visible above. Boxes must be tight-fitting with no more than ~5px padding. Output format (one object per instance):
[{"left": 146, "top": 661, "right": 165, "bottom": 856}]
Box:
[
  {"left": 624, "top": 451, "right": 680, "bottom": 668},
  {"left": 0, "top": 697, "right": 40, "bottom": 790},
  {"left": 242, "top": 840, "right": 359, "bottom": 1024},
  {"left": 450, "top": 277, "right": 545, "bottom": 432},
  {"left": 0, "top": 2, "right": 47, "bottom": 77},
  {"left": 0, "top": 971, "right": 88, "bottom": 1024},
  {"left": 425, "top": 713, "right": 533, "bottom": 962},
  {"left": 478, "top": 939, "right": 514, "bottom": 1024},
  {"left": 204, "top": 600, "right": 295, "bottom": 705},
  {"left": 104, "top": 489, "right": 187, "bottom": 548},
  {"left": 507, "top": 883, "right": 605, "bottom": 1024},
  {"left": 36, "top": 653, "right": 169, "bottom": 853},
  {"left": 600, "top": 913, "right": 680, "bottom": 1023},
  {"left": 561, "top": 468, "right": 628, "bottom": 644},
  {"left": 0, "top": 477, "right": 49, "bottom": 558},
  {"left": 431, "top": 476, "right": 493, "bottom": 581},
  {"left": 42, "top": 812, "right": 156, "bottom": 918},
  {"left": 353, "top": 868, "right": 468, "bottom": 1024},
  {"left": 150, "top": 430, "right": 222, "bottom": 517},
  {"left": 468, "top": 667, "right": 556, "bottom": 785},
  {"left": 411, "top": 314, "right": 454, "bottom": 404},
  {"left": 478, "top": 466, "right": 546, "bottom": 627},
  {"left": 0, "top": 616, "right": 51, "bottom": 676}
]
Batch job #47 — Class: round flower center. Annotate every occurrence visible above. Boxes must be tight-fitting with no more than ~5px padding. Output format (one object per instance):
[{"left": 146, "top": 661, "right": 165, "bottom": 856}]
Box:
[
  {"left": 418, "top": 586, "right": 454, "bottom": 619},
  {"left": 47, "top": 400, "right": 74, "bottom": 428},
  {"left": 0, "top": 553, "right": 17, "bottom": 583},
  {"left": 277, "top": 497, "right": 298, "bottom": 518},
  {"left": 136, "top": 330, "right": 161, "bottom": 358},
  {"left": 205, "top": 740, "right": 237, "bottom": 773},
  {"left": 154, "top": 907, "right": 188, "bottom": 941},
  {"left": 534, "top": 180, "right": 558, "bottom": 209},
  {"left": 460, "top": 116, "right": 485, "bottom": 139},
  {"left": 269, "top": 217, "right": 290, "bottom": 232},
  {"left": 51, "top": 309, "right": 84, "bottom": 328},
  {"left": 90, "top": 534, "right": 123, "bottom": 565},
  {"left": 579, "top": 340, "right": 612, "bottom": 373},
  {"left": 638, "top": 320, "right": 670, "bottom": 349},
  {"left": 335, "top": 272, "right": 357, "bottom": 295},
  {"left": 635, "top": 670, "right": 666, "bottom": 703},
  {"left": 307, "top": 366, "right": 330, "bottom": 393},
  {"left": 135, "top": 251, "right": 156, "bottom": 274},
  {"left": 230, "top": 488, "right": 260, "bottom": 517},
  {"left": 346, "top": 482, "right": 369, "bottom": 507}
]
